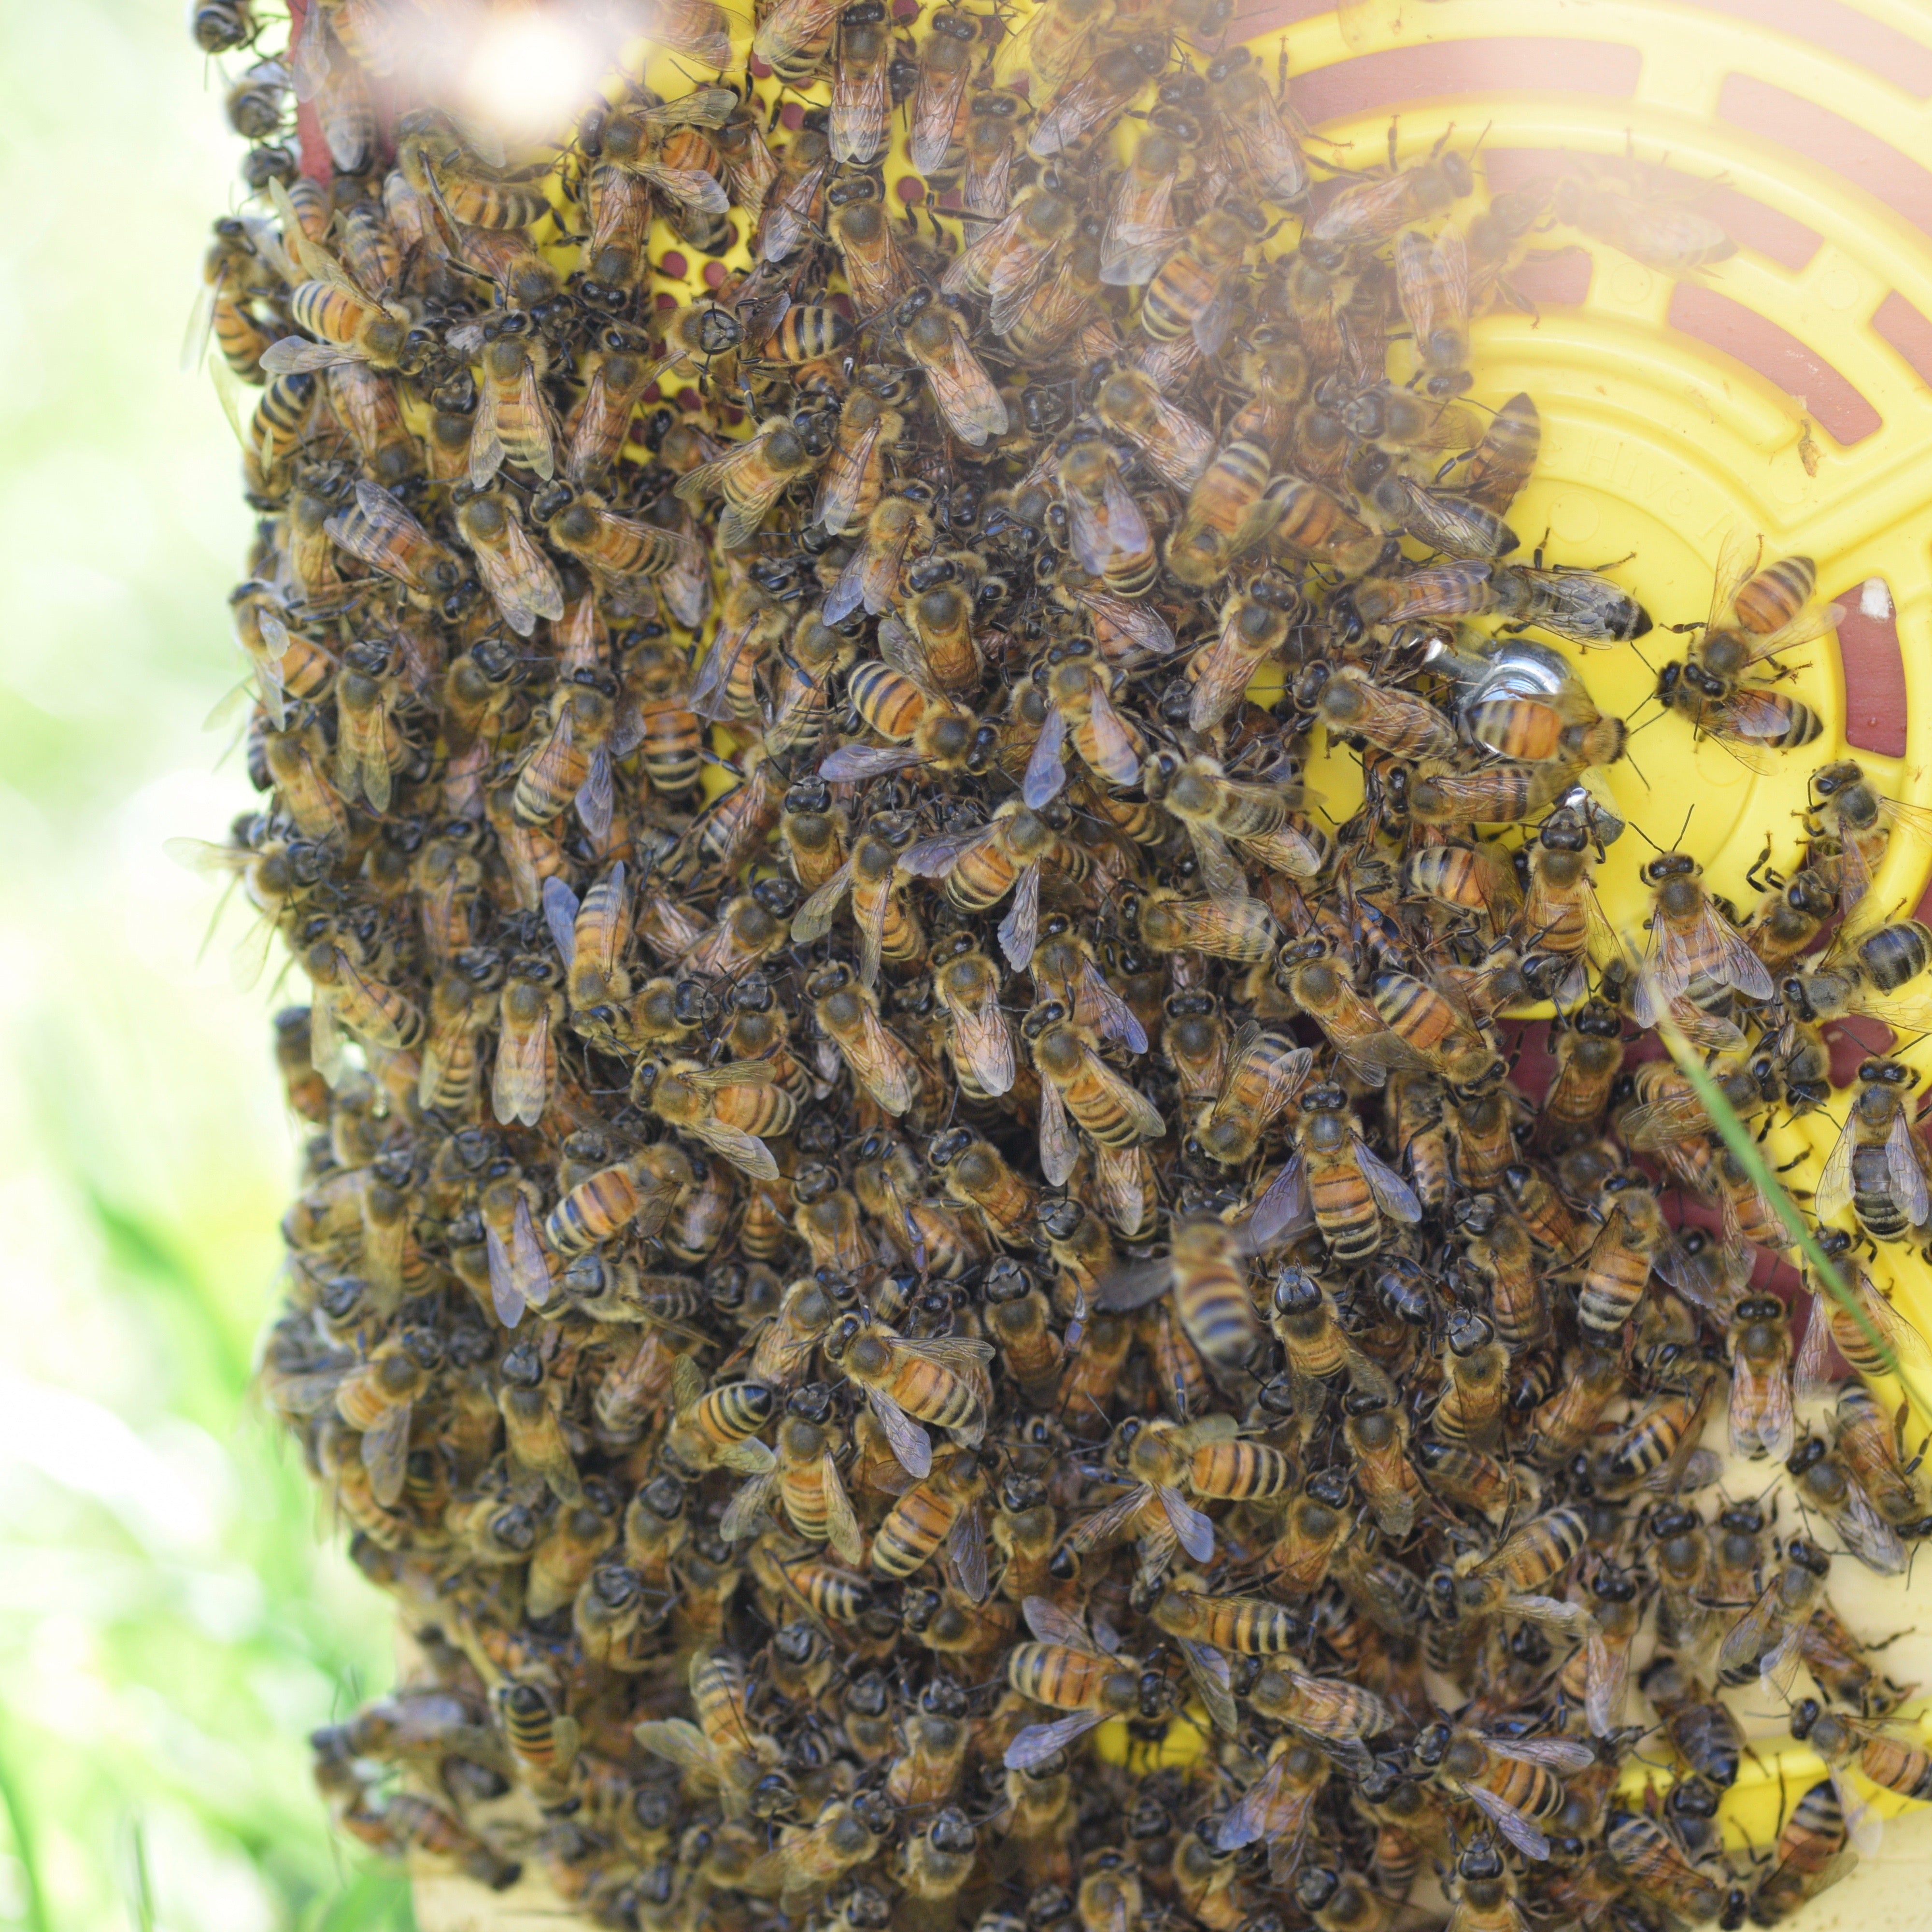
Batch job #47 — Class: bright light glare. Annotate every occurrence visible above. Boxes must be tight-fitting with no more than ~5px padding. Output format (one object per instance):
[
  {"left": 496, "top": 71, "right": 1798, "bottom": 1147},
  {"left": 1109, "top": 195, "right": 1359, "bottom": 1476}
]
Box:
[{"left": 459, "top": 12, "right": 603, "bottom": 142}]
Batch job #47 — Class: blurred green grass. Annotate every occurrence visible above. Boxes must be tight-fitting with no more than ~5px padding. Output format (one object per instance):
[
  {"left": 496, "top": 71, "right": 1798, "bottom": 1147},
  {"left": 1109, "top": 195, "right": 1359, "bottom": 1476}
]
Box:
[{"left": 0, "top": 3, "right": 412, "bottom": 1926}]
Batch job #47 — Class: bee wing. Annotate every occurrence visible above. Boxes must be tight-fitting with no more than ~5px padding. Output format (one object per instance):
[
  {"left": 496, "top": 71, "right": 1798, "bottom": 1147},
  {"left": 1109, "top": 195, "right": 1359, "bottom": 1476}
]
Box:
[
  {"left": 1065, "top": 468, "right": 1142, "bottom": 581},
  {"left": 260, "top": 335, "right": 364, "bottom": 376},
  {"left": 1217, "top": 1756, "right": 1287, "bottom": 1850},
  {"left": 511, "top": 1193, "right": 553, "bottom": 1311},
  {"left": 1004, "top": 1709, "right": 1107, "bottom": 1770},
  {"left": 822, "top": 540, "right": 877, "bottom": 628},
  {"left": 908, "top": 319, "right": 1009, "bottom": 448},
  {"left": 822, "top": 1452, "right": 866, "bottom": 1567},
  {"left": 855, "top": 872, "right": 890, "bottom": 993},
  {"left": 573, "top": 743, "right": 615, "bottom": 843},
  {"left": 1080, "top": 677, "right": 1146, "bottom": 787},
  {"left": 1815, "top": 1113, "right": 1860, "bottom": 1222},
  {"left": 900, "top": 823, "right": 997, "bottom": 880},
  {"left": 944, "top": 1504, "right": 991, "bottom": 1604},
  {"left": 1885, "top": 1105, "right": 1931, "bottom": 1225},
  {"left": 1069, "top": 1483, "right": 1153, "bottom": 1552},
  {"left": 633, "top": 1717, "right": 718, "bottom": 1775},
  {"left": 790, "top": 857, "right": 855, "bottom": 943},
  {"left": 1023, "top": 703, "right": 1070, "bottom": 809},
  {"left": 831, "top": 39, "right": 891, "bottom": 165},
  {"left": 1091, "top": 1059, "right": 1165, "bottom": 1141},
  {"left": 1464, "top": 1782, "right": 1551, "bottom": 1862},
  {"left": 1487, "top": 1733, "right": 1598, "bottom": 1774},
  {"left": 1158, "top": 1483, "right": 1216, "bottom": 1563},
  {"left": 909, "top": 55, "right": 973, "bottom": 174},
  {"left": 541, "top": 876, "right": 581, "bottom": 967},
  {"left": 814, "top": 414, "right": 886, "bottom": 536},
  {"left": 469, "top": 372, "right": 505, "bottom": 488},
  {"left": 1179, "top": 1637, "right": 1239, "bottom": 1734},
  {"left": 865, "top": 1385, "right": 933, "bottom": 1478},
  {"left": 1795, "top": 1285, "right": 1840, "bottom": 1401},
  {"left": 1831, "top": 1765, "right": 1887, "bottom": 1860},
  {"left": 997, "top": 862, "right": 1041, "bottom": 973},
  {"left": 950, "top": 970, "right": 1018, "bottom": 1096},
  {"left": 1095, "top": 1257, "right": 1176, "bottom": 1313},
  {"left": 819, "top": 742, "right": 923, "bottom": 781},
  {"left": 634, "top": 163, "right": 731, "bottom": 216},
  {"left": 485, "top": 1218, "right": 527, "bottom": 1327},
  {"left": 1740, "top": 602, "right": 1845, "bottom": 662},
  {"left": 325, "top": 479, "right": 423, "bottom": 578},
  {"left": 1353, "top": 1136, "right": 1424, "bottom": 1223},
  {"left": 1188, "top": 822, "right": 1248, "bottom": 901},
  {"left": 1100, "top": 217, "right": 1185, "bottom": 287},
  {"left": 1831, "top": 1477, "right": 1907, "bottom": 1574},
  {"left": 686, "top": 1118, "right": 781, "bottom": 1182},
  {"left": 1246, "top": 1156, "right": 1311, "bottom": 1247},
  {"left": 1019, "top": 1599, "right": 1101, "bottom": 1657},
  {"left": 469, "top": 512, "right": 566, "bottom": 637},
  {"left": 1717, "top": 1577, "right": 1784, "bottom": 1677},
  {"left": 846, "top": 1003, "right": 918, "bottom": 1115},
  {"left": 1505, "top": 1591, "right": 1594, "bottom": 1631},
  {"left": 1077, "top": 958, "right": 1149, "bottom": 1054},
  {"left": 360, "top": 1403, "right": 413, "bottom": 1509},
  {"left": 1709, "top": 526, "right": 1763, "bottom": 630},
  {"left": 1584, "top": 1623, "right": 1631, "bottom": 1731},
  {"left": 1075, "top": 585, "right": 1177, "bottom": 661}
]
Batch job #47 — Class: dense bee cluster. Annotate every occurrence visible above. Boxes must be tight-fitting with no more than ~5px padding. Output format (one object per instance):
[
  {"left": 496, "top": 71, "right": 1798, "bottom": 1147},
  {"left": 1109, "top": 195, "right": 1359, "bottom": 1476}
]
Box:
[{"left": 180, "top": 0, "right": 1932, "bottom": 1928}]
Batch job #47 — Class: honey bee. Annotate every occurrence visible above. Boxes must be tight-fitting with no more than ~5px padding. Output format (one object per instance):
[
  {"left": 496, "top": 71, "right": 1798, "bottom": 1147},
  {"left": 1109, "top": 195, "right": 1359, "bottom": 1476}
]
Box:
[
  {"left": 1604, "top": 1811, "right": 1730, "bottom": 1924},
  {"left": 1815, "top": 1057, "right": 1932, "bottom": 1246},
  {"left": 1263, "top": 1081, "right": 1423, "bottom": 1256},
  {"left": 1004, "top": 1593, "right": 1149, "bottom": 1768},
  {"left": 1459, "top": 392, "right": 1541, "bottom": 514},
  {"left": 1789, "top": 1432, "right": 1908, "bottom": 1575},
  {"left": 721, "top": 1383, "right": 865, "bottom": 1565},
  {"left": 675, "top": 414, "right": 826, "bottom": 550},
  {"left": 636, "top": 1647, "right": 779, "bottom": 1819},
  {"left": 1023, "top": 1000, "right": 1165, "bottom": 1187},
  {"left": 927, "top": 936, "right": 1018, "bottom": 1097},
  {"left": 1716, "top": 1534, "right": 1833, "bottom": 1694},
  {"left": 1750, "top": 1776, "right": 1857, "bottom": 1923},
  {"left": 807, "top": 961, "right": 923, "bottom": 1116},
  {"left": 455, "top": 489, "right": 566, "bottom": 638},
  {"left": 1131, "top": 885, "right": 1281, "bottom": 964},
  {"left": 1553, "top": 164, "right": 1735, "bottom": 273},
  {"left": 261, "top": 184, "right": 417, "bottom": 378},
  {"left": 870, "top": 1445, "right": 991, "bottom": 1600},
  {"left": 1412, "top": 1721, "right": 1596, "bottom": 1861},
  {"left": 1141, "top": 207, "right": 1261, "bottom": 357},
  {"left": 1096, "top": 1215, "right": 1264, "bottom": 1378},
  {"left": 1833, "top": 1383, "right": 1930, "bottom": 1530},
  {"left": 631, "top": 1057, "right": 793, "bottom": 1182},
  {"left": 322, "top": 479, "right": 463, "bottom": 604},
  {"left": 824, "top": 1312, "right": 992, "bottom": 1478},
  {"left": 893, "top": 289, "right": 1009, "bottom": 447},
  {"left": 910, "top": 9, "right": 980, "bottom": 171}
]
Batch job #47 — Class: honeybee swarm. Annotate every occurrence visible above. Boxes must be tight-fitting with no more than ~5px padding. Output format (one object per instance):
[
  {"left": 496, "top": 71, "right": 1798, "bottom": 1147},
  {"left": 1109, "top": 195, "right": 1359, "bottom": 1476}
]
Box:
[{"left": 186, "top": 2, "right": 1931, "bottom": 1928}]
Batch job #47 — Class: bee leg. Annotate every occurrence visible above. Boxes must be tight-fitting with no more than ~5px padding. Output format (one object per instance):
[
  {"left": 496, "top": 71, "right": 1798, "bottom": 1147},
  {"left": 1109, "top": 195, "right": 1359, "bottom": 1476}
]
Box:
[{"left": 1744, "top": 841, "right": 1782, "bottom": 895}]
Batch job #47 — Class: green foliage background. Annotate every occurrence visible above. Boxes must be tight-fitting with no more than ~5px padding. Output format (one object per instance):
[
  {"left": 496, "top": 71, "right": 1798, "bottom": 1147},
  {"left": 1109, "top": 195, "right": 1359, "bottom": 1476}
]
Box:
[{"left": 0, "top": 3, "right": 412, "bottom": 1925}]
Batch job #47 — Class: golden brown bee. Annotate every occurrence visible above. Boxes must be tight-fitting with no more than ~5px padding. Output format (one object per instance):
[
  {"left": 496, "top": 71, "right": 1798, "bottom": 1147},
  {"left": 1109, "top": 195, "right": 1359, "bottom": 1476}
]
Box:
[
  {"left": 1412, "top": 1720, "right": 1595, "bottom": 1861},
  {"left": 1003, "top": 1594, "right": 1145, "bottom": 1768},
  {"left": 894, "top": 289, "right": 1009, "bottom": 448},
  {"left": 674, "top": 414, "right": 825, "bottom": 550},
  {"left": 1097, "top": 1216, "right": 1262, "bottom": 1379},
  {"left": 806, "top": 960, "right": 923, "bottom": 1116},
  {"left": 721, "top": 1382, "right": 864, "bottom": 1565},
  {"left": 1132, "top": 885, "right": 1281, "bottom": 963},
  {"left": 870, "top": 1445, "right": 990, "bottom": 1598},
  {"left": 823, "top": 1312, "right": 992, "bottom": 1478},
  {"left": 1023, "top": 999, "right": 1165, "bottom": 1185}
]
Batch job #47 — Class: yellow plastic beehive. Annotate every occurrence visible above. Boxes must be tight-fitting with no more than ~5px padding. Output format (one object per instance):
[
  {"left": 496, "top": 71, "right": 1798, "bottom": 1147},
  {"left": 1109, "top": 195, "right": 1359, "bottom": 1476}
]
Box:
[{"left": 417, "top": 1, "right": 1932, "bottom": 1920}]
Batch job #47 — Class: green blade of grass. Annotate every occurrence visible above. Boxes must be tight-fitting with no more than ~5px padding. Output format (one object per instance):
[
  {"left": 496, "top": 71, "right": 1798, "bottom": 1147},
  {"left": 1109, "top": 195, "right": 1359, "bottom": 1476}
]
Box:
[
  {"left": 0, "top": 1721, "right": 50, "bottom": 1932},
  {"left": 1648, "top": 1000, "right": 1932, "bottom": 1425}
]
